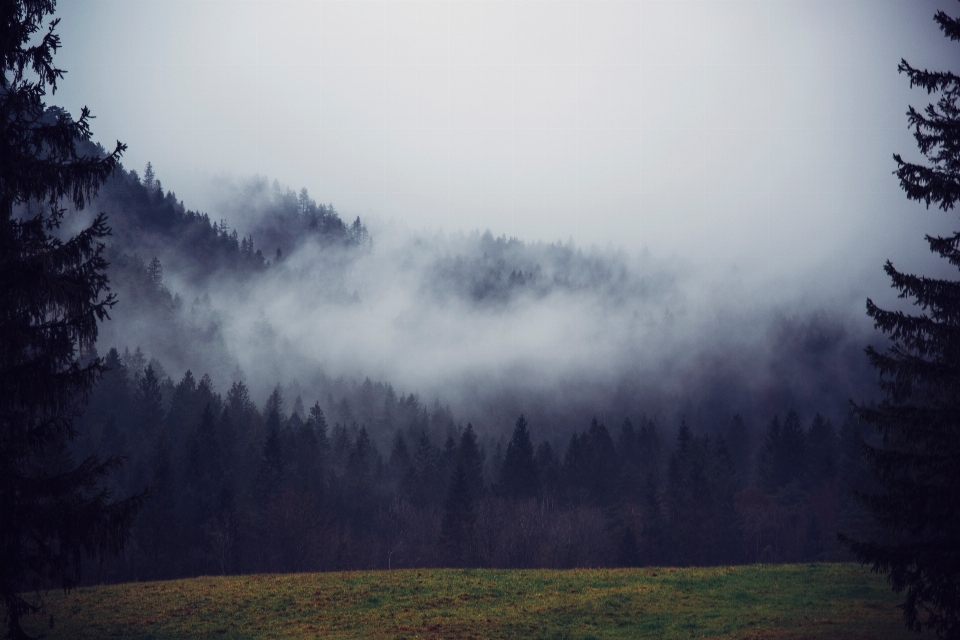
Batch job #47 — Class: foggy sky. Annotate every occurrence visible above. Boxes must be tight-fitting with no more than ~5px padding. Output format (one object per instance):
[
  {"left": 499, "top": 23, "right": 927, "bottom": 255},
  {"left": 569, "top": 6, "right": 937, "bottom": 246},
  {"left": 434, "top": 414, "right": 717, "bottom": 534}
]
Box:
[
  {"left": 54, "top": 0, "right": 959, "bottom": 281},
  {"left": 49, "top": 0, "right": 960, "bottom": 436}
]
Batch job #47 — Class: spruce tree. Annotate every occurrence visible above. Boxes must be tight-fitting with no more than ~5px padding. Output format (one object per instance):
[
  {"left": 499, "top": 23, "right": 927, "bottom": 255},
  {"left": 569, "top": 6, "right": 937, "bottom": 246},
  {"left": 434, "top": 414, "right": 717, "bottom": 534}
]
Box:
[
  {"left": 499, "top": 415, "right": 538, "bottom": 499},
  {"left": 665, "top": 422, "right": 710, "bottom": 566},
  {"left": 255, "top": 386, "right": 285, "bottom": 509},
  {"left": 184, "top": 404, "right": 223, "bottom": 544},
  {"left": 805, "top": 413, "right": 837, "bottom": 489},
  {"left": 0, "top": 2, "right": 141, "bottom": 636},
  {"left": 756, "top": 410, "right": 806, "bottom": 500},
  {"left": 404, "top": 431, "right": 440, "bottom": 508},
  {"left": 845, "top": 5, "right": 960, "bottom": 636},
  {"left": 439, "top": 425, "right": 484, "bottom": 566}
]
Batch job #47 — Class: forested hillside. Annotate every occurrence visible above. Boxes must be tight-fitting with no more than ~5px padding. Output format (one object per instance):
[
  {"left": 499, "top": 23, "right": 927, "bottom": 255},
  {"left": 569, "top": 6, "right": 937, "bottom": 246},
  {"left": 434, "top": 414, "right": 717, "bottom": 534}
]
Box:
[{"left": 63, "top": 159, "right": 884, "bottom": 580}]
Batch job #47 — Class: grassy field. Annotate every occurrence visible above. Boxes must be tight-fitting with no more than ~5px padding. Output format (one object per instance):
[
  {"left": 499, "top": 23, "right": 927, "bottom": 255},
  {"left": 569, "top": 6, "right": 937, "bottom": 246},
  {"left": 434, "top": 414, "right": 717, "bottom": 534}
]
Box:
[{"left": 19, "top": 563, "right": 925, "bottom": 639}]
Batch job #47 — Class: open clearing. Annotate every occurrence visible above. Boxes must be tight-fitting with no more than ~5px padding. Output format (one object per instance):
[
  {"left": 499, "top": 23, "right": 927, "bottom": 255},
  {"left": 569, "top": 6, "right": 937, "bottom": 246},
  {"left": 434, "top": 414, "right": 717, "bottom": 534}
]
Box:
[{"left": 21, "top": 563, "right": 925, "bottom": 639}]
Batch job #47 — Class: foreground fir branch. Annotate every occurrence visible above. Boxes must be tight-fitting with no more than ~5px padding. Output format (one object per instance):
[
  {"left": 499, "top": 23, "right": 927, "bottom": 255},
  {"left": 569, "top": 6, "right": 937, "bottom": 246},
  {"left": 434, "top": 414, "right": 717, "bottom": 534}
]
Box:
[
  {"left": 845, "top": 3, "right": 960, "bottom": 638},
  {"left": 1, "top": 1, "right": 142, "bottom": 638}
]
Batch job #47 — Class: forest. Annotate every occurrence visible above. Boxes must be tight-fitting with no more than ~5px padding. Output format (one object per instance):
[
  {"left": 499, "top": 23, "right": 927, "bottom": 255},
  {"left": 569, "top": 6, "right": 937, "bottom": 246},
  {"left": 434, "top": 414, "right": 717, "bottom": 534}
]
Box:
[
  {"left": 30, "top": 144, "right": 885, "bottom": 582},
  {"left": 75, "top": 345, "right": 871, "bottom": 580}
]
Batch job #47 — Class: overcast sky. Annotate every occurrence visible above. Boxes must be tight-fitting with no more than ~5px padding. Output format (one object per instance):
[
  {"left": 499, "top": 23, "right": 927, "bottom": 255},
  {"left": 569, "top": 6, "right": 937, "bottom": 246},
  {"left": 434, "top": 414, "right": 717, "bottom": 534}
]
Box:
[{"left": 53, "top": 0, "right": 957, "bottom": 282}]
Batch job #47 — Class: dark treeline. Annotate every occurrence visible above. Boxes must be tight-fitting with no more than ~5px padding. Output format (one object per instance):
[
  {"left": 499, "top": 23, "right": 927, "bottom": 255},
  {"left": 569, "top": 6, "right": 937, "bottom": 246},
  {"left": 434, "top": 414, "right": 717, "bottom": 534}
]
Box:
[
  {"left": 53, "top": 152, "right": 879, "bottom": 580},
  {"left": 83, "top": 158, "right": 370, "bottom": 284},
  {"left": 428, "top": 230, "right": 675, "bottom": 307},
  {"left": 73, "top": 347, "right": 875, "bottom": 582}
]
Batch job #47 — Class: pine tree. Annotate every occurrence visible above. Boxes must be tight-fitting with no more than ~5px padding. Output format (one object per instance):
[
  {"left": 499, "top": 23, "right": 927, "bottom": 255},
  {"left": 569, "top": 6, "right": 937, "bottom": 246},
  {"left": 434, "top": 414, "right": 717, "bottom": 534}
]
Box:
[
  {"left": 535, "top": 440, "right": 560, "bottom": 500},
  {"left": 134, "top": 365, "right": 164, "bottom": 439},
  {"left": 585, "top": 418, "right": 618, "bottom": 506},
  {"left": 665, "top": 422, "right": 711, "bottom": 566},
  {"left": 184, "top": 404, "right": 223, "bottom": 543},
  {"left": 805, "top": 413, "right": 837, "bottom": 489},
  {"left": 80, "top": 348, "right": 131, "bottom": 467},
  {"left": 344, "top": 427, "right": 379, "bottom": 530},
  {"left": 147, "top": 256, "right": 163, "bottom": 287},
  {"left": 756, "top": 410, "right": 806, "bottom": 501},
  {"left": 140, "top": 428, "right": 178, "bottom": 579},
  {"left": 404, "top": 430, "right": 440, "bottom": 508},
  {"left": 844, "top": 6, "right": 960, "bottom": 636},
  {"left": 439, "top": 425, "right": 485, "bottom": 566},
  {"left": 142, "top": 162, "right": 155, "bottom": 192},
  {"left": 639, "top": 472, "right": 665, "bottom": 566},
  {"left": 165, "top": 370, "right": 198, "bottom": 450},
  {"left": 498, "top": 414, "right": 538, "bottom": 500},
  {"left": 291, "top": 408, "right": 323, "bottom": 502},
  {"left": 388, "top": 432, "right": 411, "bottom": 493},
  {"left": 725, "top": 414, "right": 751, "bottom": 490},
  {"left": 0, "top": 2, "right": 141, "bottom": 636},
  {"left": 255, "top": 386, "right": 286, "bottom": 508}
]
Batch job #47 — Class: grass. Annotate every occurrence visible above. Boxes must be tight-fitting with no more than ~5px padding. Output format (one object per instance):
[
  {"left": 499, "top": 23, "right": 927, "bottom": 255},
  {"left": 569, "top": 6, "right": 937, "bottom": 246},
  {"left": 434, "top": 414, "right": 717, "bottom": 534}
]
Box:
[{"left": 20, "top": 563, "right": 926, "bottom": 639}]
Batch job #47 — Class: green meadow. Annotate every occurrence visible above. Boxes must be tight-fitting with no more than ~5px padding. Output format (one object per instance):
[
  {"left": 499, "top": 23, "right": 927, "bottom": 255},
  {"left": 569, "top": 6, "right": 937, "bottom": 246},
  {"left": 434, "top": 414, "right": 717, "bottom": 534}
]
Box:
[{"left": 21, "top": 563, "right": 925, "bottom": 639}]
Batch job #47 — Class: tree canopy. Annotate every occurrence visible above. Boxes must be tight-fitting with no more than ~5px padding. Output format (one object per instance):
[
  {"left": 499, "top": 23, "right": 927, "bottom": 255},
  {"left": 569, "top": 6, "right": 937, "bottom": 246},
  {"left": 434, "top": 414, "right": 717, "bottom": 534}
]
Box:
[
  {"left": 0, "top": 2, "right": 141, "bottom": 637},
  {"left": 846, "top": 5, "right": 960, "bottom": 637}
]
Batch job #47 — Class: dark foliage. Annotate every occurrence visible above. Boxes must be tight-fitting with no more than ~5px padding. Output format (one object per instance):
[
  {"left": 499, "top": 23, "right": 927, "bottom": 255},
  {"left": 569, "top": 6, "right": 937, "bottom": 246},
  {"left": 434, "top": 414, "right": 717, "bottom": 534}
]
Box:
[
  {"left": 845, "top": 5, "right": 960, "bottom": 637},
  {"left": 498, "top": 415, "right": 539, "bottom": 499},
  {"left": 0, "top": 2, "right": 141, "bottom": 637},
  {"left": 70, "top": 345, "right": 878, "bottom": 577}
]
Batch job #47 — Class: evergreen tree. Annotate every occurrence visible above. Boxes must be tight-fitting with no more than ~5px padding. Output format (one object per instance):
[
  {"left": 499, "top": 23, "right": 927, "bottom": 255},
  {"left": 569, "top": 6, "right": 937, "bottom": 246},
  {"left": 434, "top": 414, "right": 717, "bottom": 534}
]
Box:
[
  {"left": 616, "top": 418, "right": 642, "bottom": 502},
  {"left": 135, "top": 364, "right": 164, "bottom": 433},
  {"left": 662, "top": 421, "right": 740, "bottom": 566},
  {"left": 142, "top": 162, "right": 155, "bottom": 192},
  {"left": 404, "top": 430, "right": 440, "bottom": 508},
  {"left": 585, "top": 418, "right": 618, "bottom": 506},
  {"left": 0, "top": 2, "right": 141, "bottom": 635},
  {"left": 291, "top": 409, "right": 323, "bottom": 503},
  {"left": 79, "top": 348, "right": 131, "bottom": 471},
  {"left": 836, "top": 413, "right": 877, "bottom": 553},
  {"left": 636, "top": 418, "right": 663, "bottom": 483},
  {"left": 708, "top": 435, "right": 744, "bottom": 564},
  {"left": 499, "top": 414, "right": 539, "bottom": 499},
  {"left": 458, "top": 424, "right": 486, "bottom": 502},
  {"left": 562, "top": 431, "right": 590, "bottom": 503},
  {"left": 845, "top": 5, "right": 960, "bottom": 635},
  {"left": 387, "top": 432, "right": 411, "bottom": 493},
  {"left": 308, "top": 401, "right": 329, "bottom": 457},
  {"left": 147, "top": 256, "right": 163, "bottom": 287},
  {"left": 725, "top": 414, "right": 752, "bottom": 490},
  {"left": 756, "top": 410, "right": 806, "bottom": 500},
  {"left": 639, "top": 473, "right": 665, "bottom": 566},
  {"left": 805, "top": 413, "right": 837, "bottom": 489},
  {"left": 440, "top": 461, "right": 473, "bottom": 566},
  {"left": 165, "top": 370, "right": 198, "bottom": 450},
  {"left": 225, "top": 380, "right": 258, "bottom": 440},
  {"left": 255, "top": 386, "right": 286, "bottom": 508},
  {"left": 665, "top": 422, "right": 711, "bottom": 566},
  {"left": 535, "top": 440, "right": 560, "bottom": 501},
  {"left": 183, "top": 404, "right": 223, "bottom": 544},
  {"left": 439, "top": 425, "right": 485, "bottom": 565},
  {"left": 139, "top": 427, "right": 177, "bottom": 579},
  {"left": 344, "top": 427, "right": 379, "bottom": 530}
]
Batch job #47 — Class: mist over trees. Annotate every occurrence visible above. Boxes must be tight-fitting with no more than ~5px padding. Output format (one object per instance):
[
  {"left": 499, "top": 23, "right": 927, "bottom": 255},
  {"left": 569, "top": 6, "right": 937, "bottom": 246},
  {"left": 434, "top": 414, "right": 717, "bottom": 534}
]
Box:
[
  {"left": 90, "top": 164, "right": 370, "bottom": 284},
  {"left": 42, "top": 146, "right": 888, "bottom": 584},
  {"left": 81, "top": 159, "right": 881, "bottom": 442}
]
